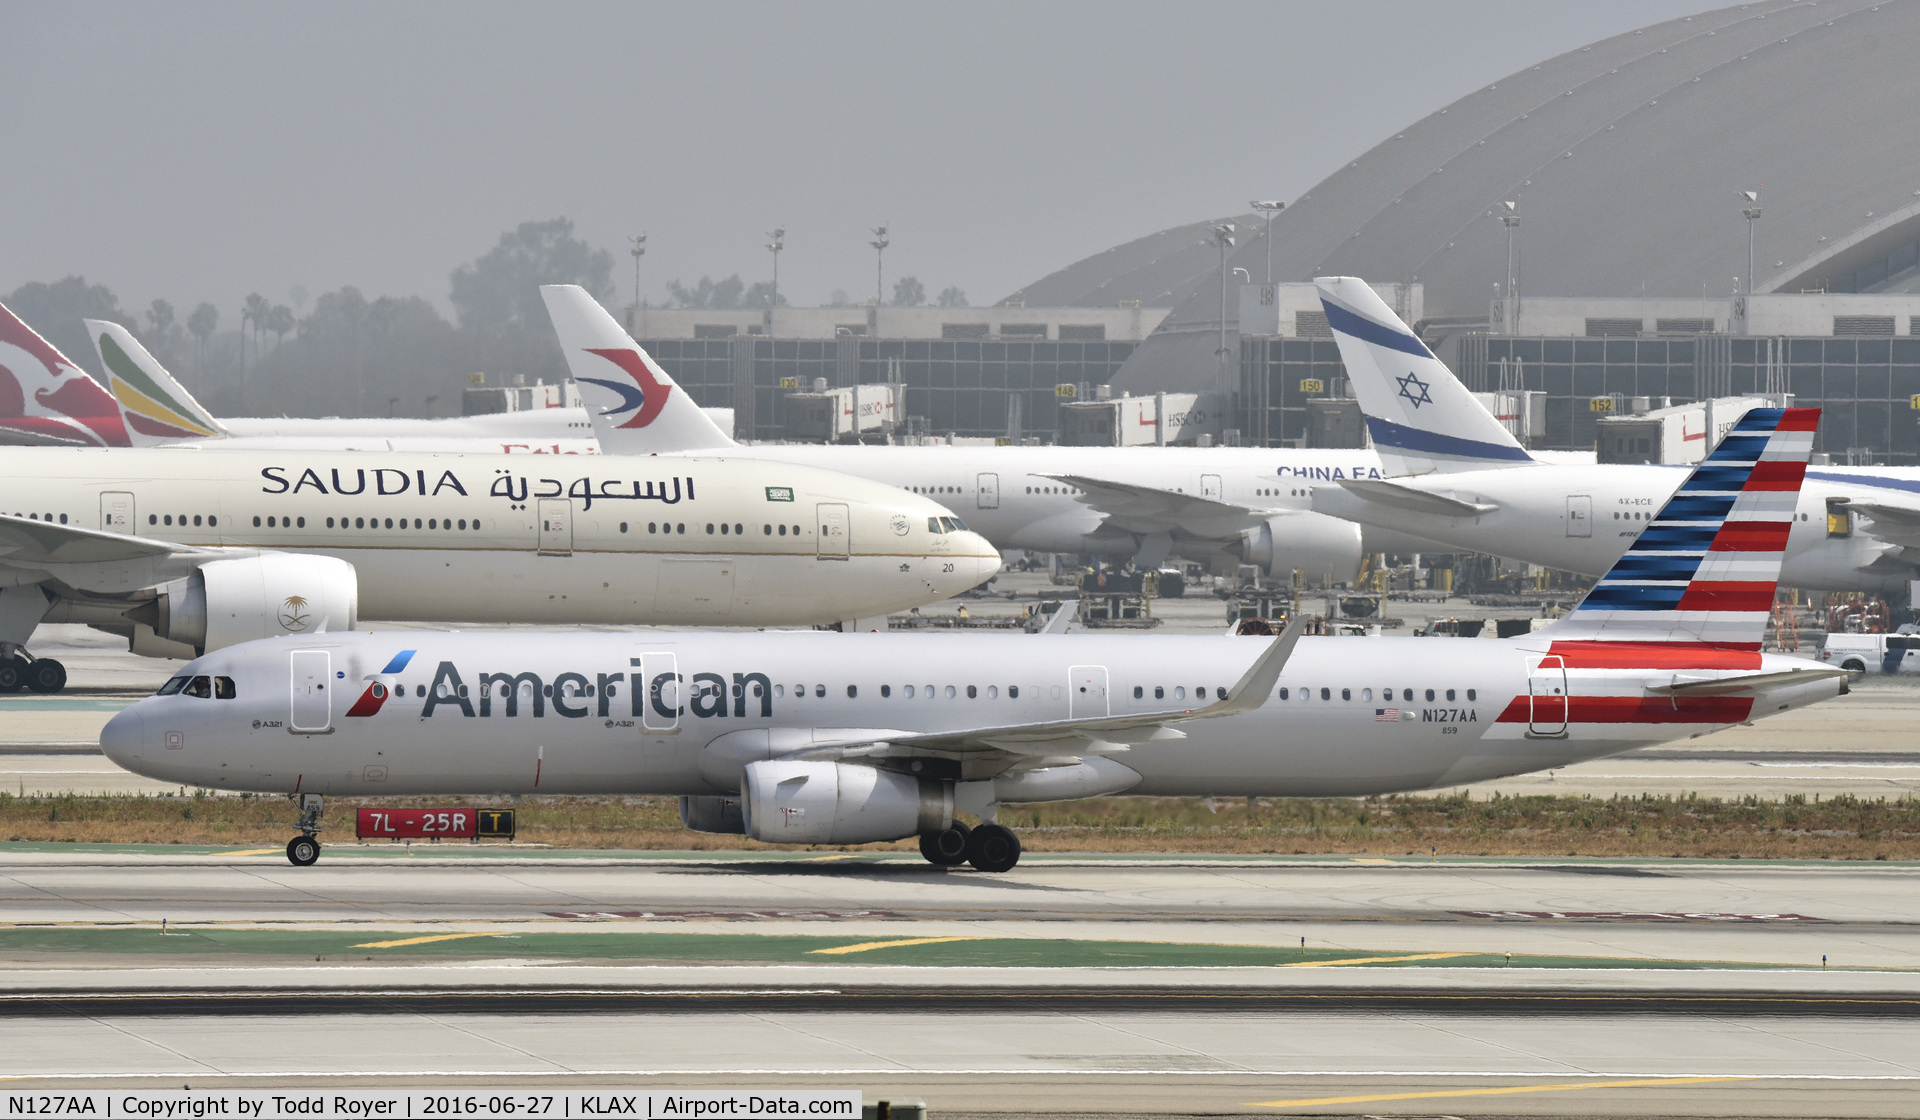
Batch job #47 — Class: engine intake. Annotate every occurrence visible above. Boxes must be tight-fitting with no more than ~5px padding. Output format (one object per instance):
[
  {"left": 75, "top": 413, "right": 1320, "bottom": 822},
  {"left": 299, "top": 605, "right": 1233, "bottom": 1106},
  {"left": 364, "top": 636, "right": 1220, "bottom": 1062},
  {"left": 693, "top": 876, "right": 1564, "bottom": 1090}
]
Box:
[
  {"left": 1235, "top": 513, "right": 1363, "bottom": 583},
  {"left": 143, "top": 554, "right": 359, "bottom": 653},
  {"left": 741, "top": 759, "right": 952, "bottom": 845}
]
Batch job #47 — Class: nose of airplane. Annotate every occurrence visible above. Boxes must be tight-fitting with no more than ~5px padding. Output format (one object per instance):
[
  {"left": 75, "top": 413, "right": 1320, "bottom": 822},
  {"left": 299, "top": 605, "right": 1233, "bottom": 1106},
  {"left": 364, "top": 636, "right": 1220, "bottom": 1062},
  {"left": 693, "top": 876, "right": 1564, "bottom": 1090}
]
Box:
[{"left": 99, "top": 704, "right": 146, "bottom": 766}]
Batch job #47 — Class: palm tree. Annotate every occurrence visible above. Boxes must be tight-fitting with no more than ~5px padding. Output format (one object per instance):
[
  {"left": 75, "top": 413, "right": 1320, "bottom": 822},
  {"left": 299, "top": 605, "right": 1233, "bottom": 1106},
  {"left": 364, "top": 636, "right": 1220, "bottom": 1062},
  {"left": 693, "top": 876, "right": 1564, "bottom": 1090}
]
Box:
[{"left": 186, "top": 303, "right": 218, "bottom": 362}]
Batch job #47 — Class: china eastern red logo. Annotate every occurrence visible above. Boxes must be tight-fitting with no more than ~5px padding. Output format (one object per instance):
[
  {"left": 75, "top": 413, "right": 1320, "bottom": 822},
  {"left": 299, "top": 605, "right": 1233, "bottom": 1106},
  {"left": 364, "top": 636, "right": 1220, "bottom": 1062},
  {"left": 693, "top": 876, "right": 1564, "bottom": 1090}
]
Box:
[{"left": 579, "top": 348, "right": 672, "bottom": 429}]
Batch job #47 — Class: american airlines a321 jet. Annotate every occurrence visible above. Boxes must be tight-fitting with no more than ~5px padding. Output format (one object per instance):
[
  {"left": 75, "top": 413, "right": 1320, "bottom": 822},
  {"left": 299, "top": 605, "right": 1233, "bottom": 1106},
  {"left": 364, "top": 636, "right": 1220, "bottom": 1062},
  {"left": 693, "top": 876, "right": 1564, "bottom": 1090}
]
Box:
[
  {"left": 1310, "top": 276, "right": 1920, "bottom": 593},
  {"left": 101, "top": 408, "right": 1846, "bottom": 870},
  {"left": 81, "top": 317, "right": 734, "bottom": 455},
  {"left": 0, "top": 313, "right": 998, "bottom": 693},
  {"left": 543, "top": 284, "right": 1457, "bottom": 584}
]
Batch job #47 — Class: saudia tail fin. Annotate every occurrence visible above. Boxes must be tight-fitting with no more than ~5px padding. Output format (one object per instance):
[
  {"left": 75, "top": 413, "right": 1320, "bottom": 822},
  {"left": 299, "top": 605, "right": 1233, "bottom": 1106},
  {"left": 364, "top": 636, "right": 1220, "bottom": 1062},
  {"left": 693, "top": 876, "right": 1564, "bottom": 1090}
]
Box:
[
  {"left": 1315, "top": 276, "right": 1530, "bottom": 476},
  {"left": 539, "top": 285, "right": 736, "bottom": 453},
  {"left": 0, "top": 303, "right": 129, "bottom": 447},
  {"left": 1541, "top": 407, "right": 1818, "bottom": 649},
  {"left": 84, "top": 319, "right": 228, "bottom": 444}
]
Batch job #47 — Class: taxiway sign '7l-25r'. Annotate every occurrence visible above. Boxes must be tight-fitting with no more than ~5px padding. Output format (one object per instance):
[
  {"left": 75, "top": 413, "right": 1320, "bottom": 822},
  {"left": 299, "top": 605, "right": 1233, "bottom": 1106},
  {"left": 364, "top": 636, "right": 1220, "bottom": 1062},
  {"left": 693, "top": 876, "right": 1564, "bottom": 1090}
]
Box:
[{"left": 102, "top": 408, "right": 1847, "bottom": 871}]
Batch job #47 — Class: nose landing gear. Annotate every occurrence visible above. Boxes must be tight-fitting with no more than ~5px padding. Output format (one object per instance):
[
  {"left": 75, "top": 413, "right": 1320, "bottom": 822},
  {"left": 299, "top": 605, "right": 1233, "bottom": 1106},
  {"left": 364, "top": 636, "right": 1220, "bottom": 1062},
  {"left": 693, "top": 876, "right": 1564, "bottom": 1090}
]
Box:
[{"left": 286, "top": 793, "right": 323, "bottom": 866}]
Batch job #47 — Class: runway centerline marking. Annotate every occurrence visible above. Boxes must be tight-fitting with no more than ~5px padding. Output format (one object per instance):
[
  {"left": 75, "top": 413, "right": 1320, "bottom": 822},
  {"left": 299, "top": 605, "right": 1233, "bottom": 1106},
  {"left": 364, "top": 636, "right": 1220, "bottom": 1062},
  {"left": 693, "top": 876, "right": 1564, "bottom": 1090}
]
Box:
[
  {"left": 1250, "top": 1075, "right": 1758, "bottom": 1108},
  {"left": 1279, "top": 952, "right": 1469, "bottom": 968},
  {"left": 351, "top": 933, "right": 502, "bottom": 949},
  {"left": 808, "top": 936, "right": 985, "bottom": 956}
]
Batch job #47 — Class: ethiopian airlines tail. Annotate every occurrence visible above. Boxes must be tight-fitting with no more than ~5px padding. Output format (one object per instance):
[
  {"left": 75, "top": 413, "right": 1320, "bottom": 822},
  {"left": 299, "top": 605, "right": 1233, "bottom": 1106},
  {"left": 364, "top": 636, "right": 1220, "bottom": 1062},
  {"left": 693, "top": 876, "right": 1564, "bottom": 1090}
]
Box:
[
  {"left": 0, "top": 303, "right": 129, "bottom": 447},
  {"left": 1544, "top": 407, "right": 1818, "bottom": 648},
  {"left": 540, "top": 284, "right": 736, "bottom": 454},
  {"left": 1315, "top": 276, "right": 1530, "bottom": 476},
  {"left": 85, "top": 319, "right": 228, "bottom": 445}
]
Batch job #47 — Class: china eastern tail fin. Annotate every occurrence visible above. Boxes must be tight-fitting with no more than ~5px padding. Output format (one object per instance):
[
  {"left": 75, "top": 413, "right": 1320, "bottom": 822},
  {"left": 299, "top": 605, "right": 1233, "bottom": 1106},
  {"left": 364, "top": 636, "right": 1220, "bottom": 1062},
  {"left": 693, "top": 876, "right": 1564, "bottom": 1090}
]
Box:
[
  {"left": 1541, "top": 407, "right": 1818, "bottom": 649},
  {"left": 540, "top": 285, "right": 736, "bottom": 453},
  {"left": 0, "top": 303, "right": 129, "bottom": 447},
  {"left": 85, "top": 319, "right": 228, "bottom": 444},
  {"left": 1315, "top": 276, "right": 1530, "bottom": 476}
]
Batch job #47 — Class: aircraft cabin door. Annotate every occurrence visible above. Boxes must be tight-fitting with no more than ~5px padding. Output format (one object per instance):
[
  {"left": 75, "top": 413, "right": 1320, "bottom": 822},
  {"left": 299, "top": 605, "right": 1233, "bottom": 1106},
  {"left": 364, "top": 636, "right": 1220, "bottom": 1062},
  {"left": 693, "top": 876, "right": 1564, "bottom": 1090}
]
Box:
[
  {"left": 290, "top": 650, "right": 332, "bottom": 734},
  {"left": 1068, "top": 664, "right": 1109, "bottom": 719},
  {"left": 816, "top": 502, "right": 850, "bottom": 559},
  {"left": 640, "top": 651, "right": 680, "bottom": 733},
  {"left": 1527, "top": 655, "right": 1568, "bottom": 737},
  {"left": 1201, "top": 474, "right": 1223, "bottom": 501},
  {"left": 976, "top": 472, "right": 1000, "bottom": 509},
  {"left": 1566, "top": 495, "right": 1592, "bottom": 538},
  {"left": 538, "top": 499, "right": 573, "bottom": 555},
  {"left": 100, "top": 492, "right": 134, "bottom": 533}
]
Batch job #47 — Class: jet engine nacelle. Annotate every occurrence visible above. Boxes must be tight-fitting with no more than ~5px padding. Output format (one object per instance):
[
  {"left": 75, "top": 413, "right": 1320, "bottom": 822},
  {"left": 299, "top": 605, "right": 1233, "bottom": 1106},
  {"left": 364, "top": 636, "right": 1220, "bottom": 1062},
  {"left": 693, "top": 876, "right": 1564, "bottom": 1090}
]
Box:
[
  {"left": 149, "top": 554, "right": 359, "bottom": 653},
  {"left": 741, "top": 759, "right": 952, "bottom": 845},
  {"left": 1236, "top": 513, "right": 1364, "bottom": 583}
]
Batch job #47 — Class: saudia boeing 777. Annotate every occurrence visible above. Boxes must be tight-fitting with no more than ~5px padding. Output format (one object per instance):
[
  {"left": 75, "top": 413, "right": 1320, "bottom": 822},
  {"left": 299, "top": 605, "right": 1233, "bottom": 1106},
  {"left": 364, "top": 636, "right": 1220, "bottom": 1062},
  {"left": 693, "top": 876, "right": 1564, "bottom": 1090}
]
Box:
[
  {"left": 0, "top": 314, "right": 997, "bottom": 692},
  {"left": 1309, "top": 276, "right": 1920, "bottom": 592},
  {"left": 101, "top": 408, "right": 1846, "bottom": 869}
]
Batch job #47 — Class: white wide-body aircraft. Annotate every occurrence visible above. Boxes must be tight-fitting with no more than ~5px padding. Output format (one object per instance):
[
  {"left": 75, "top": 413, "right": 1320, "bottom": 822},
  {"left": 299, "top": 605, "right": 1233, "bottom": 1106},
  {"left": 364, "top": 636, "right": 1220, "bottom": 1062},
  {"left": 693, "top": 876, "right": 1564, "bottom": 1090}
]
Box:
[
  {"left": 83, "top": 319, "right": 731, "bottom": 455},
  {"left": 101, "top": 407, "right": 1846, "bottom": 870},
  {"left": 0, "top": 304, "right": 996, "bottom": 692},
  {"left": 543, "top": 285, "right": 1459, "bottom": 583},
  {"left": 1310, "top": 276, "right": 1920, "bottom": 593}
]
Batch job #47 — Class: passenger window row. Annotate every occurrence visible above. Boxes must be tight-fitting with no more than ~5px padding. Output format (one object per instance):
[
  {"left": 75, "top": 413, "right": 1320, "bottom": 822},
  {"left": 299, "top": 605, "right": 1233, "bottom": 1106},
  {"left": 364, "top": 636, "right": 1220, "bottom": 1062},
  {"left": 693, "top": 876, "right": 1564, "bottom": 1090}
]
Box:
[
  {"left": 1132, "top": 685, "right": 1228, "bottom": 702},
  {"left": 1276, "top": 686, "right": 1477, "bottom": 703},
  {"left": 324, "top": 516, "right": 478, "bottom": 530},
  {"left": 147, "top": 514, "right": 217, "bottom": 527},
  {"left": 776, "top": 683, "right": 1021, "bottom": 700},
  {"left": 157, "top": 674, "right": 237, "bottom": 699},
  {"left": 22, "top": 512, "right": 71, "bottom": 524}
]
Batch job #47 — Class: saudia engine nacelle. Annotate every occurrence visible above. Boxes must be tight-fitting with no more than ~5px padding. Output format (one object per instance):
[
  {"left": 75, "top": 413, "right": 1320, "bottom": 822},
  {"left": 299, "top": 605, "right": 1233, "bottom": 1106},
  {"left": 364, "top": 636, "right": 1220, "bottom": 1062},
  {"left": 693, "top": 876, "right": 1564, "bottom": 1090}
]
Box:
[
  {"left": 138, "top": 554, "right": 359, "bottom": 654},
  {"left": 1234, "top": 512, "right": 1364, "bottom": 583}
]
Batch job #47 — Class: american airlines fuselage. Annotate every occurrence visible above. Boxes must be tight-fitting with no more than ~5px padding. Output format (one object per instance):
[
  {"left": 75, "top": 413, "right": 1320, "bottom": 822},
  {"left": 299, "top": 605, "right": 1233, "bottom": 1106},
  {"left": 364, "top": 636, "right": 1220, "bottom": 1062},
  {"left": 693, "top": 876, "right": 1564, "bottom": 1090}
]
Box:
[
  {"left": 103, "top": 631, "right": 1842, "bottom": 801},
  {"left": 2, "top": 447, "right": 999, "bottom": 629}
]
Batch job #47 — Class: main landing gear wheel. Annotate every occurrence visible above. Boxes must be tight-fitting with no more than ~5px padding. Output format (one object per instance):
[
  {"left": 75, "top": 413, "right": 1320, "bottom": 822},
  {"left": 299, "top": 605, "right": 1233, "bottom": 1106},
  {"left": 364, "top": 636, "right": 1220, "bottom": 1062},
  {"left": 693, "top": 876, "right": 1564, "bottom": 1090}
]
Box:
[
  {"left": 25, "top": 659, "right": 65, "bottom": 695},
  {"left": 919, "top": 822, "right": 972, "bottom": 866},
  {"left": 965, "top": 823, "right": 1021, "bottom": 873},
  {"left": 286, "top": 835, "right": 320, "bottom": 867},
  {"left": 0, "top": 658, "right": 23, "bottom": 693}
]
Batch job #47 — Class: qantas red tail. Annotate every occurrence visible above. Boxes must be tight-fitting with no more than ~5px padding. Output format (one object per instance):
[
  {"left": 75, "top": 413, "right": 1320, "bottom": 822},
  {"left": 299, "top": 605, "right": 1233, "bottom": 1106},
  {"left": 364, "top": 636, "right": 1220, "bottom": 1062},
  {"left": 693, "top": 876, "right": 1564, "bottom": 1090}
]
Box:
[{"left": 0, "top": 303, "right": 130, "bottom": 447}]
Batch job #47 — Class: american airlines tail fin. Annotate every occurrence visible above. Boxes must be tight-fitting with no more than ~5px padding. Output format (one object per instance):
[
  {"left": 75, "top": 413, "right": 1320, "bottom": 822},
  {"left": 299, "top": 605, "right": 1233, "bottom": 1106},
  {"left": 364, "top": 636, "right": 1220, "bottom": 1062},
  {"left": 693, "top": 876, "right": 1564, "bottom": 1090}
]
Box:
[
  {"left": 0, "top": 303, "right": 129, "bottom": 447},
  {"left": 1315, "top": 276, "right": 1531, "bottom": 476},
  {"left": 539, "top": 285, "right": 736, "bottom": 453},
  {"left": 84, "top": 319, "right": 228, "bottom": 444},
  {"left": 1543, "top": 407, "right": 1818, "bottom": 649}
]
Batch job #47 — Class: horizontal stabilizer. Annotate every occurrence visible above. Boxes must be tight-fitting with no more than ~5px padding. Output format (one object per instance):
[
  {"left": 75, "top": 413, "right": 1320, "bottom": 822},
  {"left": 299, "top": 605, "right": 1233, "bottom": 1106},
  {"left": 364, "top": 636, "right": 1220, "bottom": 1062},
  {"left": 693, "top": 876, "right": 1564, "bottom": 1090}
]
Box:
[
  {"left": 1335, "top": 478, "right": 1498, "bottom": 518},
  {"left": 1648, "top": 666, "right": 1850, "bottom": 695}
]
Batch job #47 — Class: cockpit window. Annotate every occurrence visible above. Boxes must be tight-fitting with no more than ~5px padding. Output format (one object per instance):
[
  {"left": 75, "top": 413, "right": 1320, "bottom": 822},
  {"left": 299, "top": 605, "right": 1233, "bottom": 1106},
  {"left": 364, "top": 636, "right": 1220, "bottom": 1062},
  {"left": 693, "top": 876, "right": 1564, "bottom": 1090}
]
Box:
[
  {"left": 156, "top": 676, "right": 189, "bottom": 696},
  {"left": 214, "top": 676, "right": 237, "bottom": 699},
  {"left": 927, "top": 517, "right": 944, "bottom": 534},
  {"left": 184, "top": 675, "right": 212, "bottom": 699},
  {"left": 941, "top": 516, "right": 967, "bottom": 533}
]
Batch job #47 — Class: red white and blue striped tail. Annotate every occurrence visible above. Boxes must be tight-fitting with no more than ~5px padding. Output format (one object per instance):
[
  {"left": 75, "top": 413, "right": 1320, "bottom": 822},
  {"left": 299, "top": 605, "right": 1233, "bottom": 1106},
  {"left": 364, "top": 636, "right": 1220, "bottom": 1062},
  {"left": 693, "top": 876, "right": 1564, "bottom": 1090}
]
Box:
[{"left": 1541, "top": 407, "right": 1818, "bottom": 649}]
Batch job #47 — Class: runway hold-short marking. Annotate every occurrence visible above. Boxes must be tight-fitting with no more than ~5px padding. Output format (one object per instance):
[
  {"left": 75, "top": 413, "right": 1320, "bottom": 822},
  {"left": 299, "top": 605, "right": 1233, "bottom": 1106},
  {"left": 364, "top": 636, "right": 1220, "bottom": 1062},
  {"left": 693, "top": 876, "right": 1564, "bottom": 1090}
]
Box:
[
  {"left": 1279, "top": 952, "right": 1469, "bottom": 968},
  {"left": 808, "top": 936, "right": 986, "bottom": 956},
  {"left": 351, "top": 933, "right": 501, "bottom": 949},
  {"left": 1251, "top": 1075, "right": 1759, "bottom": 1108}
]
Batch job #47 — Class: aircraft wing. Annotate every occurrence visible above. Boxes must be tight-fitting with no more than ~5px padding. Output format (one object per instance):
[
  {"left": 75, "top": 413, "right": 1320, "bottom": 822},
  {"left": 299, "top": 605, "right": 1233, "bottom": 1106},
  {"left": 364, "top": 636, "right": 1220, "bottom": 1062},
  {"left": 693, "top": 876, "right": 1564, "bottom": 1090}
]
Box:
[
  {"left": 1040, "top": 473, "right": 1270, "bottom": 540},
  {"left": 0, "top": 420, "right": 106, "bottom": 448},
  {"left": 0, "top": 514, "right": 244, "bottom": 594},
  {"left": 1334, "top": 478, "right": 1499, "bottom": 518},
  {"left": 1848, "top": 502, "right": 1920, "bottom": 551},
  {"left": 796, "top": 621, "right": 1303, "bottom": 760}
]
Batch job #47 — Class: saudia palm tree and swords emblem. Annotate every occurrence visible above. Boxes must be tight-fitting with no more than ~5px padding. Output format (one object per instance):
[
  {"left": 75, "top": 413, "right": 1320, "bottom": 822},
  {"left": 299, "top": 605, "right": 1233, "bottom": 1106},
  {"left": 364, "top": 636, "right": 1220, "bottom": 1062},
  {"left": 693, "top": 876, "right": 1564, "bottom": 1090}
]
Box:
[{"left": 278, "top": 595, "right": 312, "bottom": 632}]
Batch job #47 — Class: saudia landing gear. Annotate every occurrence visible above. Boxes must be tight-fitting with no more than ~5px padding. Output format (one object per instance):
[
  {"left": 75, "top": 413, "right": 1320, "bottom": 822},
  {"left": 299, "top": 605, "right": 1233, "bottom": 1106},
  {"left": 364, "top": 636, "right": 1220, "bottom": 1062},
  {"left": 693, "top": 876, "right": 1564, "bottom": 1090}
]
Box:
[
  {"left": 0, "top": 644, "right": 66, "bottom": 695},
  {"left": 286, "top": 794, "right": 323, "bottom": 866},
  {"left": 918, "top": 820, "right": 1021, "bottom": 873}
]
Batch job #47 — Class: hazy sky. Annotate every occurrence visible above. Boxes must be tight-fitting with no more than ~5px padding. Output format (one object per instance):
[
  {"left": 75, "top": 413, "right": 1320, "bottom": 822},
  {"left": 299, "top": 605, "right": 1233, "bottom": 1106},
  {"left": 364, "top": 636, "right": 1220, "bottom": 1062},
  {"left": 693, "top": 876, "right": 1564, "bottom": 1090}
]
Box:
[{"left": 4, "top": 0, "right": 1728, "bottom": 321}]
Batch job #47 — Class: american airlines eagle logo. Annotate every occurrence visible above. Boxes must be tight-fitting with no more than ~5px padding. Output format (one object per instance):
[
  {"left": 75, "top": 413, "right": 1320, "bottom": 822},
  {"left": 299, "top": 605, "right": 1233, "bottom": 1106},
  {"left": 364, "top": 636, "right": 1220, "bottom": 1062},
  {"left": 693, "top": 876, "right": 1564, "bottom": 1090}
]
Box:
[
  {"left": 278, "top": 595, "right": 312, "bottom": 632},
  {"left": 579, "top": 347, "right": 673, "bottom": 429},
  {"left": 346, "top": 650, "right": 417, "bottom": 718}
]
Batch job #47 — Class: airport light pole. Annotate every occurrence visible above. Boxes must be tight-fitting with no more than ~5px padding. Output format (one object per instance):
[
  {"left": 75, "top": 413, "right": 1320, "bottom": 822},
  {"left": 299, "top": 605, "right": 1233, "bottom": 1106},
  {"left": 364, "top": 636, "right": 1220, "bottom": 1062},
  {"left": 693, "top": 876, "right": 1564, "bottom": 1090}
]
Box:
[
  {"left": 1741, "top": 191, "right": 1762, "bottom": 296},
  {"left": 766, "top": 227, "right": 785, "bottom": 308},
  {"left": 870, "top": 225, "right": 890, "bottom": 306},
  {"left": 627, "top": 233, "right": 647, "bottom": 321},
  {"left": 1211, "top": 221, "right": 1237, "bottom": 396},
  {"left": 1251, "top": 200, "right": 1285, "bottom": 284},
  {"left": 1499, "top": 200, "right": 1520, "bottom": 334}
]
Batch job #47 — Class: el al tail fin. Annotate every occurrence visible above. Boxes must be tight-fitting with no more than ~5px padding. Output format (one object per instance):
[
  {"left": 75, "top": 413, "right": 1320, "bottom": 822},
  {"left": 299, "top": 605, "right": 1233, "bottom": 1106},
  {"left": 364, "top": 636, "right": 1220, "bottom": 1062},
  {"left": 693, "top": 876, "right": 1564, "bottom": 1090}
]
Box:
[
  {"left": 0, "top": 303, "right": 129, "bottom": 447},
  {"left": 539, "top": 285, "right": 736, "bottom": 453},
  {"left": 85, "top": 319, "right": 228, "bottom": 444},
  {"left": 1542, "top": 407, "right": 1819, "bottom": 649},
  {"left": 1315, "top": 276, "right": 1531, "bottom": 476}
]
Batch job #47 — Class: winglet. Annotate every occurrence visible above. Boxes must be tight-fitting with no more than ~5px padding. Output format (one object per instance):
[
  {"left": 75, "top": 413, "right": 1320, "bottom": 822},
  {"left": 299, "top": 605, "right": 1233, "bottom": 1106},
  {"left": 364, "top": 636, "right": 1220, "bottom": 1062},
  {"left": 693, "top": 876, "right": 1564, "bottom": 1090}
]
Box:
[
  {"left": 1194, "top": 616, "right": 1306, "bottom": 719},
  {"left": 539, "top": 285, "right": 736, "bottom": 453},
  {"left": 85, "top": 319, "right": 227, "bottom": 443}
]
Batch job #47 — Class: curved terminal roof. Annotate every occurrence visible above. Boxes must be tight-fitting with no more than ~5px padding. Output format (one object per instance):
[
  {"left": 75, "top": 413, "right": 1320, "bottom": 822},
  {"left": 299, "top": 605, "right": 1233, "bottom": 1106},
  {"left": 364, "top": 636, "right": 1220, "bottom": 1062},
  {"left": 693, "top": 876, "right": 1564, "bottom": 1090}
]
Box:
[{"left": 1025, "top": 0, "right": 1920, "bottom": 391}]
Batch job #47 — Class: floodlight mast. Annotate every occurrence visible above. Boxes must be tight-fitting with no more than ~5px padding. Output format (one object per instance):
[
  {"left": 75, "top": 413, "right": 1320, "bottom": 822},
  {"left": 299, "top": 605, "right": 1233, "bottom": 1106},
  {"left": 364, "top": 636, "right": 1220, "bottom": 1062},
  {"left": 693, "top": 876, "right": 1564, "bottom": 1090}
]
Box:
[
  {"left": 1211, "top": 221, "right": 1237, "bottom": 396},
  {"left": 1742, "top": 191, "right": 1763, "bottom": 297},
  {"left": 870, "top": 225, "right": 890, "bottom": 307},
  {"left": 1499, "top": 201, "right": 1520, "bottom": 334},
  {"left": 628, "top": 233, "right": 648, "bottom": 319},
  {"left": 766, "top": 227, "right": 786, "bottom": 321},
  {"left": 1251, "top": 200, "right": 1285, "bottom": 285}
]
